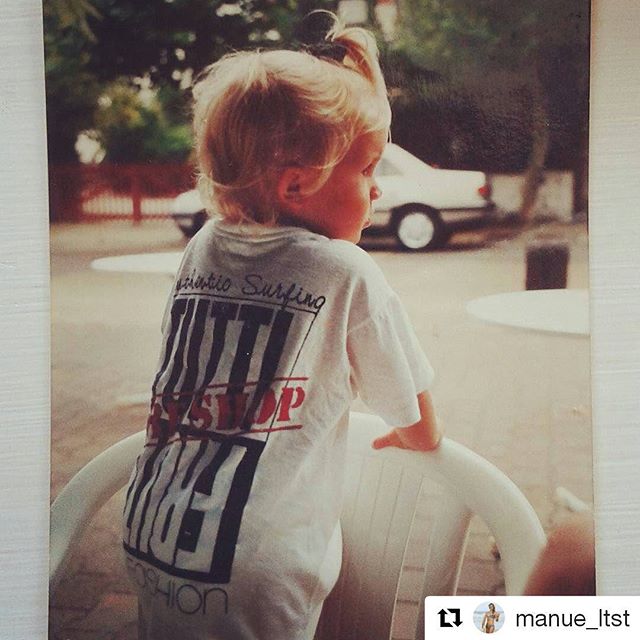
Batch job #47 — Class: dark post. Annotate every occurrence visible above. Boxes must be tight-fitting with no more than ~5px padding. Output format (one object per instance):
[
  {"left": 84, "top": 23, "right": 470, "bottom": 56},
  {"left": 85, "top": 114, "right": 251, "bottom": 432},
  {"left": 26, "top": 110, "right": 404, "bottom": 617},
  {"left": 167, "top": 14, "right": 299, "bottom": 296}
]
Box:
[
  {"left": 525, "top": 238, "right": 569, "bottom": 290},
  {"left": 131, "top": 167, "right": 142, "bottom": 226}
]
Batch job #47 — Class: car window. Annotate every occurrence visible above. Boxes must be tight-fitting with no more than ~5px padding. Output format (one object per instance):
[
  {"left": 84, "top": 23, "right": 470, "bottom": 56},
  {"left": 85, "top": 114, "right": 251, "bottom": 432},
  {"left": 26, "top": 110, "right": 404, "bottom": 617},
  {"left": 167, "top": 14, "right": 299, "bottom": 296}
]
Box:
[{"left": 375, "top": 157, "right": 401, "bottom": 177}]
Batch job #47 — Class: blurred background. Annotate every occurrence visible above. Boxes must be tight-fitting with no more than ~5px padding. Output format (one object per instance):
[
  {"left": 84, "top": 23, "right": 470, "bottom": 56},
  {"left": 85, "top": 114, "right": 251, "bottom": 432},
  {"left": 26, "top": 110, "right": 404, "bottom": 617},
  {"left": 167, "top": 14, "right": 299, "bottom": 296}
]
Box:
[{"left": 45, "top": 0, "right": 589, "bottom": 227}]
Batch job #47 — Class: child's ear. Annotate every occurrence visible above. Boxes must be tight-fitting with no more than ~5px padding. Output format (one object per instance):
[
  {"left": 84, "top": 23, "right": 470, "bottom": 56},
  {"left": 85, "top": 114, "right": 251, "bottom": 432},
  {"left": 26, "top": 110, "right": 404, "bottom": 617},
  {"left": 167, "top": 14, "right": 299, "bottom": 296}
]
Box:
[{"left": 276, "top": 167, "right": 315, "bottom": 210}]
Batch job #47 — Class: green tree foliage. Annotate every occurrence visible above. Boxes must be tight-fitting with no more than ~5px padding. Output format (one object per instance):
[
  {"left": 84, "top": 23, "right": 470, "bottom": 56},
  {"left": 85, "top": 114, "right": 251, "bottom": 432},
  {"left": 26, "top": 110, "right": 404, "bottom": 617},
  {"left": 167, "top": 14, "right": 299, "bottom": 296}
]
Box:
[
  {"left": 82, "top": 0, "right": 300, "bottom": 84},
  {"left": 391, "top": 0, "right": 590, "bottom": 218},
  {"left": 47, "top": 0, "right": 102, "bottom": 40},
  {"left": 93, "top": 80, "right": 192, "bottom": 163},
  {"left": 44, "top": 0, "right": 102, "bottom": 162},
  {"left": 44, "top": 0, "right": 311, "bottom": 163}
]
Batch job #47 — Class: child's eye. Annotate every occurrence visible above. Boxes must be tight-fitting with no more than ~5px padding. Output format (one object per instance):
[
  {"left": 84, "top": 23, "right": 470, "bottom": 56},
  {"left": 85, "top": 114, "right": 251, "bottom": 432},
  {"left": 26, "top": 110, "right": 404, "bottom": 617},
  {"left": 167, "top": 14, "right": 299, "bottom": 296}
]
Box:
[{"left": 362, "top": 163, "right": 376, "bottom": 176}]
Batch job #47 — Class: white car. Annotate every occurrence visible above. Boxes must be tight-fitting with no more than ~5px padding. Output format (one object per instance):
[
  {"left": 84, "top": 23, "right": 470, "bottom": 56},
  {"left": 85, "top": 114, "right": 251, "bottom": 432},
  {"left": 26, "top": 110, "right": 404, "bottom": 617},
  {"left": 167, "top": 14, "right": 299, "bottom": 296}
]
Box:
[{"left": 171, "top": 143, "right": 494, "bottom": 250}]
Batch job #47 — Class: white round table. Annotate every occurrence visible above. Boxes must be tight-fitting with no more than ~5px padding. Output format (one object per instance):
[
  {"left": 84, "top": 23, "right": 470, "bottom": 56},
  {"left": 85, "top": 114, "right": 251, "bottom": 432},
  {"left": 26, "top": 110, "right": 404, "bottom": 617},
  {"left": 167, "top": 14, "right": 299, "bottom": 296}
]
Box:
[
  {"left": 91, "top": 251, "right": 183, "bottom": 275},
  {"left": 466, "top": 289, "right": 589, "bottom": 337},
  {"left": 467, "top": 288, "right": 590, "bottom": 512},
  {"left": 91, "top": 252, "right": 184, "bottom": 406}
]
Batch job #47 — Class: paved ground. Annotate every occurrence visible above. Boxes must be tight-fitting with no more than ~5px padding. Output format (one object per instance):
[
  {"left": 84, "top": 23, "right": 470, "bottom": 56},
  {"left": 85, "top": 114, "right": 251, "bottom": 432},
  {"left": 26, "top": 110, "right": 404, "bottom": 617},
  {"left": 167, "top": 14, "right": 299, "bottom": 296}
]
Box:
[{"left": 49, "top": 218, "right": 591, "bottom": 639}]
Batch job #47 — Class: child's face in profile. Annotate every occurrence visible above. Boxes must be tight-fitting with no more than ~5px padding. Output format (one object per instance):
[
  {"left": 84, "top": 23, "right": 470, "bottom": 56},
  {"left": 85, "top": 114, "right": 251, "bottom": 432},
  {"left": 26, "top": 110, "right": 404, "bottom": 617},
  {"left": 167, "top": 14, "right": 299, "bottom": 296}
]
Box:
[{"left": 295, "top": 129, "right": 387, "bottom": 243}]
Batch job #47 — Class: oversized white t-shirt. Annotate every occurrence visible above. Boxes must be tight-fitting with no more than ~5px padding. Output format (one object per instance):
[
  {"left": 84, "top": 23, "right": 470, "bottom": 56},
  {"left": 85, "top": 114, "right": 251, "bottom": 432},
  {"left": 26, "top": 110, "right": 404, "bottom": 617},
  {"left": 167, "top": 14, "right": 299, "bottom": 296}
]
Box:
[{"left": 122, "top": 219, "right": 434, "bottom": 639}]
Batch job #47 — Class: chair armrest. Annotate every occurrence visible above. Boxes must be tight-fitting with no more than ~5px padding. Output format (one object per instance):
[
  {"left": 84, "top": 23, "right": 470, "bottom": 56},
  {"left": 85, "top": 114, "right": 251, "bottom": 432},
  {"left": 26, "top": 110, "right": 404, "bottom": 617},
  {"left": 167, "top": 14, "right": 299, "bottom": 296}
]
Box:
[{"left": 49, "top": 430, "right": 146, "bottom": 591}]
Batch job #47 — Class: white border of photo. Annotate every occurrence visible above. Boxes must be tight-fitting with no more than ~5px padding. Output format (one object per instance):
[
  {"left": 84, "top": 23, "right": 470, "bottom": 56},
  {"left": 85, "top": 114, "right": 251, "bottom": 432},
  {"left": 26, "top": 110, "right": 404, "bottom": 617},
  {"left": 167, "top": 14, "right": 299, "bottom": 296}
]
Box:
[
  {"left": 1, "top": 1, "right": 51, "bottom": 637},
  {"left": 589, "top": 0, "right": 640, "bottom": 595}
]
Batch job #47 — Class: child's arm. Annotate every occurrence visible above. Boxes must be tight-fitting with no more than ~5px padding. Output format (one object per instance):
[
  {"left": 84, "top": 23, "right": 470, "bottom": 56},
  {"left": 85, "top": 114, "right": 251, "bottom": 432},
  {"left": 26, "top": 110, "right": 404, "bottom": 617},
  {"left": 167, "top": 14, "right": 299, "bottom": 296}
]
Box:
[{"left": 371, "top": 391, "right": 442, "bottom": 452}]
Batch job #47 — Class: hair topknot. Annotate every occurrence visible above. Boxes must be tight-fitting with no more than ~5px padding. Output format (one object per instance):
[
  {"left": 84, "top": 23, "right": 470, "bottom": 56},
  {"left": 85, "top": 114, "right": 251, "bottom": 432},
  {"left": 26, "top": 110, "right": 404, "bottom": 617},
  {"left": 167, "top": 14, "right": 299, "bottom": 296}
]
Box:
[{"left": 192, "top": 12, "right": 390, "bottom": 225}]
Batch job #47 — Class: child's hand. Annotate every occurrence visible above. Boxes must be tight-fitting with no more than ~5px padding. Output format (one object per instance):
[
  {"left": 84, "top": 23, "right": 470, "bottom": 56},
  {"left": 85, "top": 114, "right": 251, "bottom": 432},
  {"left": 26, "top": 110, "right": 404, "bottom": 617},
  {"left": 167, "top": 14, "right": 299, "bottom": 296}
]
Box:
[
  {"left": 372, "top": 425, "right": 442, "bottom": 452},
  {"left": 371, "top": 391, "right": 442, "bottom": 452}
]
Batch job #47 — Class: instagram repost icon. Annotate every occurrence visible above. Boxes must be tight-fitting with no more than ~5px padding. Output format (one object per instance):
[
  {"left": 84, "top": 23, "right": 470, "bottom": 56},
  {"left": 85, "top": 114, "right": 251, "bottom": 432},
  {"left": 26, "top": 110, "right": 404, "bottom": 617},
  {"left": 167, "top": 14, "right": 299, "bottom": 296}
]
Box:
[{"left": 474, "top": 602, "right": 504, "bottom": 634}]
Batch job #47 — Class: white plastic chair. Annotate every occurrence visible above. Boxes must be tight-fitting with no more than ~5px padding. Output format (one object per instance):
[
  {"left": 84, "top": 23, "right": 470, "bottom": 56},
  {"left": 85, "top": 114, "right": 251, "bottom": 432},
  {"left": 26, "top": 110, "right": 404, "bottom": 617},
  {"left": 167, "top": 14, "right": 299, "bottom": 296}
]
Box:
[
  {"left": 50, "top": 428, "right": 146, "bottom": 593},
  {"left": 314, "top": 413, "right": 545, "bottom": 640},
  {"left": 50, "top": 412, "right": 545, "bottom": 639}
]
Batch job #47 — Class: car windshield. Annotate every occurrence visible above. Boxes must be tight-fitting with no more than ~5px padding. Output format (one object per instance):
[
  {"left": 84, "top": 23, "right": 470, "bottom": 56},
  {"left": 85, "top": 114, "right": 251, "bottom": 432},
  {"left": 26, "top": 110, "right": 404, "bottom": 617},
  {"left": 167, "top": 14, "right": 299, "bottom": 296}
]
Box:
[{"left": 375, "top": 157, "right": 401, "bottom": 177}]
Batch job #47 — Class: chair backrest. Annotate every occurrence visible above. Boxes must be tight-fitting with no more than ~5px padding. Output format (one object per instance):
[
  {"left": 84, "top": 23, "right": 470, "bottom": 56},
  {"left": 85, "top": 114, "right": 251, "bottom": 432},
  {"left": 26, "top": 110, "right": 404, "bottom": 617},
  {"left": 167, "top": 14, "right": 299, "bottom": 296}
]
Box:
[
  {"left": 50, "top": 413, "right": 545, "bottom": 640},
  {"left": 315, "top": 412, "right": 546, "bottom": 640}
]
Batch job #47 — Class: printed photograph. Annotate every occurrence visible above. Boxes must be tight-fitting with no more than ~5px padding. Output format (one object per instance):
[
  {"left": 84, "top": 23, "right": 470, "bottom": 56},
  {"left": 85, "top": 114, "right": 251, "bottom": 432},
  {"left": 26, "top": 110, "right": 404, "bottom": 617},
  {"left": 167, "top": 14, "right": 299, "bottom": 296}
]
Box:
[{"left": 47, "top": 1, "right": 592, "bottom": 638}]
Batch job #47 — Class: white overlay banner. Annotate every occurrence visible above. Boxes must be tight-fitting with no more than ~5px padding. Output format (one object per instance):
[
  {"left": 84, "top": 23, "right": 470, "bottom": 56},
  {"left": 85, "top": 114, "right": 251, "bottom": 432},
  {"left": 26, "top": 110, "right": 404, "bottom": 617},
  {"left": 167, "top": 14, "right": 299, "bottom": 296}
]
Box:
[{"left": 425, "top": 596, "right": 638, "bottom": 638}]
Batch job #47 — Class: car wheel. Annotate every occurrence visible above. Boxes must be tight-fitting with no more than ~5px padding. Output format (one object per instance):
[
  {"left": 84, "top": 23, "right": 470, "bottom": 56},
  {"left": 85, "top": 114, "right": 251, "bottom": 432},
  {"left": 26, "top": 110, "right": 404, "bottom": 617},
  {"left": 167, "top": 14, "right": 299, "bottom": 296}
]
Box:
[
  {"left": 394, "top": 208, "right": 445, "bottom": 251},
  {"left": 176, "top": 211, "right": 207, "bottom": 239}
]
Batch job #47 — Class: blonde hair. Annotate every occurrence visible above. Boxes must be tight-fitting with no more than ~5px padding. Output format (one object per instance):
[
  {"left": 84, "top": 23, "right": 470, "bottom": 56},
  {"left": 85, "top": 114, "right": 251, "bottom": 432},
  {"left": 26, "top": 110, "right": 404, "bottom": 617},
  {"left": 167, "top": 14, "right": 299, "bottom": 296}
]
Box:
[{"left": 192, "top": 16, "right": 390, "bottom": 224}]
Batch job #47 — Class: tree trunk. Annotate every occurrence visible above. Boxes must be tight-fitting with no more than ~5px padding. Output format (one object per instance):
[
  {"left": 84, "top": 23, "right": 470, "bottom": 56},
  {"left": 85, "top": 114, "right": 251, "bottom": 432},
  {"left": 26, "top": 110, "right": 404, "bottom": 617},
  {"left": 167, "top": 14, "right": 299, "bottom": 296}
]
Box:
[{"left": 520, "top": 71, "right": 550, "bottom": 223}]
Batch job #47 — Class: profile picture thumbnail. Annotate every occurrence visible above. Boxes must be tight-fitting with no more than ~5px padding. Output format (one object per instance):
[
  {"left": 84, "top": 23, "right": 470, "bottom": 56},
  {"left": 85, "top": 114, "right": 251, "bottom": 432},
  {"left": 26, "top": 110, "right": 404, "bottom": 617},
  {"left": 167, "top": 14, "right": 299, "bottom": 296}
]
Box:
[{"left": 474, "top": 601, "right": 504, "bottom": 634}]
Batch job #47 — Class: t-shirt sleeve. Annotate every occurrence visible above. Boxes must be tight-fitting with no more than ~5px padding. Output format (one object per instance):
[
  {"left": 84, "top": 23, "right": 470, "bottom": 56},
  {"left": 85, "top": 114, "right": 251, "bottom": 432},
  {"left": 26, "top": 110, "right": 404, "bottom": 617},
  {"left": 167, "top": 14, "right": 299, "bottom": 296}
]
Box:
[
  {"left": 347, "top": 293, "right": 435, "bottom": 427},
  {"left": 160, "top": 291, "right": 173, "bottom": 334}
]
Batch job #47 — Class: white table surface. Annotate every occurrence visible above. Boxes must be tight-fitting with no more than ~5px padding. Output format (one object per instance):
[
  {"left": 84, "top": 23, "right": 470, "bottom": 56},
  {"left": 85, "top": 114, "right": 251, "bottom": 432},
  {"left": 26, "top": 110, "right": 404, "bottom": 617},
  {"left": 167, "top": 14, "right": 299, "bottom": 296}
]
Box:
[
  {"left": 91, "top": 251, "right": 183, "bottom": 275},
  {"left": 466, "top": 289, "right": 590, "bottom": 337},
  {"left": 91, "top": 252, "right": 184, "bottom": 407}
]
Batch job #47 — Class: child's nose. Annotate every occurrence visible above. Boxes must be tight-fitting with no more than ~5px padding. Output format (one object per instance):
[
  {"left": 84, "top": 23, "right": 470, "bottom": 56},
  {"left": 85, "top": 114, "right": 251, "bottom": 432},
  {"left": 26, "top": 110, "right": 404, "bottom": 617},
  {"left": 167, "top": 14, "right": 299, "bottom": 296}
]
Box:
[{"left": 371, "top": 183, "right": 382, "bottom": 200}]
